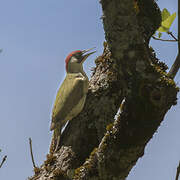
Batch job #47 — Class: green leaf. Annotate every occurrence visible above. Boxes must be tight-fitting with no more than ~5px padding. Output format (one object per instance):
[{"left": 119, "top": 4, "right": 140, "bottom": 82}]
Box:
[
  {"left": 162, "top": 12, "right": 176, "bottom": 29},
  {"left": 158, "top": 26, "right": 169, "bottom": 32},
  {"left": 158, "top": 32, "right": 162, "bottom": 38},
  {"left": 158, "top": 12, "right": 176, "bottom": 32},
  {"left": 161, "top": 8, "right": 170, "bottom": 21}
]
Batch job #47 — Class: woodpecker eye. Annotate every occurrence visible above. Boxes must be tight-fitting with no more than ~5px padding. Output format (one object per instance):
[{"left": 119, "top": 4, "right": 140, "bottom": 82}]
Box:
[{"left": 74, "top": 52, "right": 82, "bottom": 59}]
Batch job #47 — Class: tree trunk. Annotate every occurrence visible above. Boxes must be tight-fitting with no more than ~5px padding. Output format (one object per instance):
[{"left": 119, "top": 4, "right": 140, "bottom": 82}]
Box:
[{"left": 28, "top": 0, "right": 179, "bottom": 179}]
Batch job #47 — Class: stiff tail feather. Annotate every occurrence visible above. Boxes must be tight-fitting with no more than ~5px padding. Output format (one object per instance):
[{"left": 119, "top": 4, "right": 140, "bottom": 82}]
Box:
[{"left": 49, "top": 126, "right": 61, "bottom": 153}]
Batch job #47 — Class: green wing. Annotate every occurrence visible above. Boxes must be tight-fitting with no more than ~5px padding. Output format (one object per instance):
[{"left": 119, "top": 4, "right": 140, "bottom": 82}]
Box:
[{"left": 51, "top": 74, "right": 88, "bottom": 127}]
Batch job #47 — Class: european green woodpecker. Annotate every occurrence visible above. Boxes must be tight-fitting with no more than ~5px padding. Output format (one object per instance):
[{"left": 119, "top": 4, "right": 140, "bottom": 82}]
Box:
[{"left": 50, "top": 48, "right": 96, "bottom": 153}]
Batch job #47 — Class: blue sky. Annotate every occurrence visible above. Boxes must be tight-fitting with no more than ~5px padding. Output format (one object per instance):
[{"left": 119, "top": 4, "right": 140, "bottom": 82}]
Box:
[{"left": 0, "top": 0, "right": 179, "bottom": 179}]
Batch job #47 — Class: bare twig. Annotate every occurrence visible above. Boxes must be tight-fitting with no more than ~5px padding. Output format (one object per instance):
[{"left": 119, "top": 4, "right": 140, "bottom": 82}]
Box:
[
  {"left": 168, "top": 0, "right": 180, "bottom": 78},
  {"left": 29, "top": 138, "right": 36, "bottom": 168},
  {"left": 175, "top": 161, "right": 180, "bottom": 180},
  {"left": 169, "top": 54, "right": 180, "bottom": 79},
  {"left": 152, "top": 36, "right": 177, "bottom": 42},
  {"left": 0, "top": 155, "right": 7, "bottom": 168},
  {"left": 168, "top": 31, "right": 178, "bottom": 41}
]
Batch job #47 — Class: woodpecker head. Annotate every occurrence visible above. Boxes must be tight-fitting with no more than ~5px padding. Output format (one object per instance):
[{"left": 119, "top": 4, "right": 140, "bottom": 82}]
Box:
[{"left": 65, "top": 48, "right": 96, "bottom": 73}]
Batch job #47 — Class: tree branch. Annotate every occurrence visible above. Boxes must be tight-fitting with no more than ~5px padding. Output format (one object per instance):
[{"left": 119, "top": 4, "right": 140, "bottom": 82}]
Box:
[
  {"left": 168, "top": 31, "right": 178, "bottom": 41},
  {"left": 29, "top": 138, "right": 36, "bottom": 168},
  {"left": 152, "top": 35, "right": 177, "bottom": 42},
  {"left": 0, "top": 155, "right": 7, "bottom": 168},
  {"left": 175, "top": 161, "right": 180, "bottom": 180}
]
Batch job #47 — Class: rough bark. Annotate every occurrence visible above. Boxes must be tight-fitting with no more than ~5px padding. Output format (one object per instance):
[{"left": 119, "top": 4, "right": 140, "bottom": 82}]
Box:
[{"left": 28, "top": 0, "right": 179, "bottom": 180}]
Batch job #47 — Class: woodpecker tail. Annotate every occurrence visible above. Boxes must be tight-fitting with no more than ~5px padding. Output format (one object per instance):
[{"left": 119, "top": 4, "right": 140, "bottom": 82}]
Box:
[{"left": 49, "top": 126, "right": 61, "bottom": 154}]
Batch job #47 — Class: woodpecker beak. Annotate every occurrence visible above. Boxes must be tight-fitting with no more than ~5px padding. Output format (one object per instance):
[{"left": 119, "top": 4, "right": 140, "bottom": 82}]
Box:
[{"left": 81, "top": 48, "right": 96, "bottom": 63}]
